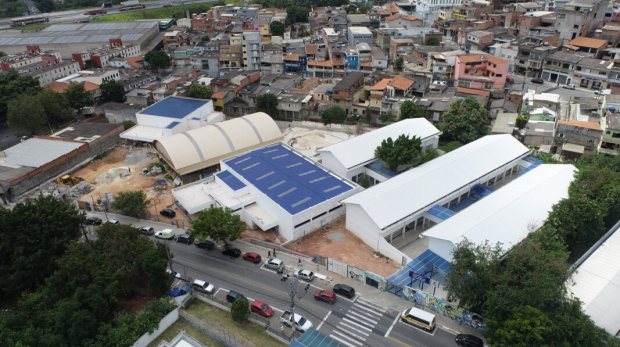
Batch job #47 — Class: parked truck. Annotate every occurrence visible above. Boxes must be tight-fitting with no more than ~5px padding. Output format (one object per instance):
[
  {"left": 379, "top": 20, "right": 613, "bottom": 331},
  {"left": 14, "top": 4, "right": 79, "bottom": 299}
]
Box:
[
  {"left": 280, "top": 311, "right": 313, "bottom": 333},
  {"left": 84, "top": 8, "right": 106, "bottom": 15},
  {"left": 102, "top": 2, "right": 113, "bottom": 7},
  {"left": 55, "top": 175, "right": 84, "bottom": 187}
]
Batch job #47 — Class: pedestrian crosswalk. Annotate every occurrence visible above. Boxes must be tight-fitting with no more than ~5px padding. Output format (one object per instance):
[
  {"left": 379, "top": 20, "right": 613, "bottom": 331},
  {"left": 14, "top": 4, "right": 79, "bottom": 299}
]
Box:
[{"left": 329, "top": 296, "right": 386, "bottom": 347}]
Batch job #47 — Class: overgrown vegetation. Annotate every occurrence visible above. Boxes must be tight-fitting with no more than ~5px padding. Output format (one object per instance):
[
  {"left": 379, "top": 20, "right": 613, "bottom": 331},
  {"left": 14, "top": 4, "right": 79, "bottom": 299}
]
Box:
[
  {"left": 438, "top": 96, "right": 488, "bottom": 144},
  {"left": 123, "top": 120, "right": 136, "bottom": 130},
  {"left": 112, "top": 190, "right": 152, "bottom": 217},
  {"left": 375, "top": 134, "right": 437, "bottom": 172},
  {"left": 190, "top": 206, "right": 246, "bottom": 246},
  {"left": 446, "top": 153, "right": 620, "bottom": 346},
  {"left": 7, "top": 24, "right": 46, "bottom": 30},
  {"left": 252, "top": 0, "right": 348, "bottom": 22},
  {"left": 0, "top": 0, "right": 28, "bottom": 19},
  {"left": 90, "top": 2, "right": 225, "bottom": 22}
]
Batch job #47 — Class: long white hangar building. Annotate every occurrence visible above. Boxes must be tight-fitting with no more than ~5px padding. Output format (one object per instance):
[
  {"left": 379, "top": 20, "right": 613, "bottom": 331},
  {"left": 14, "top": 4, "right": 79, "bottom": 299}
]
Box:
[
  {"left": 341, "top": 134, "right": 533, "bottom": 262},
  {"left": 173, "top": 143, "right": 361, "bottom": 241}
]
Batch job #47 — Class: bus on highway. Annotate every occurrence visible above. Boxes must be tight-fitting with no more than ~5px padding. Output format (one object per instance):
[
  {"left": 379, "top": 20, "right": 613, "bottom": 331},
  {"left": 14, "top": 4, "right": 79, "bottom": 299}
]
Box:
[
  {"left": 120, "top": 3, "right": 146, "bottom": 11},
  {"left": 120, "top": 1, "right": 141, "bottom": 6},
  {"left": 11, "top": 14, "right": 49, "bottom": 28}
]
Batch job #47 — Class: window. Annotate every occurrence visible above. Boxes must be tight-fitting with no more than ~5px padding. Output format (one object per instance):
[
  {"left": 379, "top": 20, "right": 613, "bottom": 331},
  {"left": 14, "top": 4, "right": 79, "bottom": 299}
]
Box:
[
  {"left": 496, "top": 74, "right": 502, "bottom": 77},
  {"left": 613, "top": 133, "right": 620, "bottom": 139},
  {"left": 573, "top": 24, "right": 579, "bottom": 29},
  {"left": 559, "top": 133, "right": 565, "bottom": 138}
]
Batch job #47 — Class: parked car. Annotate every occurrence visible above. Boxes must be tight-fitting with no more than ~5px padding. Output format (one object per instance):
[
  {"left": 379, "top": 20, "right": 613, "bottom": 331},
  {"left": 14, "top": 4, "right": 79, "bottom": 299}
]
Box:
[
  {"left": 265, "top": 258, "right": 284, "bottom": 270},
  {"left": 251, "top": 300, "right": 274, "bottom": 317},
  {"left": 505, "top": 76, "right": 515, "bottom": 84},
  {"left": 84, "top": 217, "right": 102, "bottom": 225},
  {"left": 192, "top": 279, "right": 214, "bottom": 294},
  {"left": 595, "top": 90, "right": 604, "bottom": 95},
  {"left": 166, "top": 268, "right": 181, "bottom": 278},
  {"left": 155, "top": 229, "right": 175, "bottom": 240},
  {"left": 243, "top": 252, "right": 262, "bottom": 263},
  {"left": 531, "top": 78, "right": 544, "bottom": 84},
  {"left": 176, "top": 234, "right": 194, "bottom": 244},
  {"left": 563, "top": 84, "right": 576, "bottom": 90},
  {"left": 159, "top": 209, "right": 176, "bottom": 218},
  {"left": 106, "top": 220, "right": 120, "bottom": 225},
  {"left": 139, "top": 226, "right": 154, "bottom": 235},
  {"left": 226, "top": 290, "right": 247, "bottom": 303},
  {"left": 314, "top": 290, "right": 336, "bottom": 304},
  {"left": 293, "top": 269, "right": 314, "bottom": 281},
  {"left": 222, "top": 247, "right": 241, "bottom": 258},
  {"left": 280, "top": 311, "right": 313, "bottom": 333},
  {"left": 455, "top": 334, "right": 484, "bottom": 347},
  {"left": 332, "top": 284, "right": 356, "bottom": 298},
  {"left": 195, "top": 240, "right": 215, "bottom": 250}
]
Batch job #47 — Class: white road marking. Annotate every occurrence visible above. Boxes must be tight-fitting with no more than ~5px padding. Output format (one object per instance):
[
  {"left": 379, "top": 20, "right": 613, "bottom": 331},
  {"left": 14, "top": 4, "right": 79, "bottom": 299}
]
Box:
[
  {"left": 336, "top": 294, "right": 357, "bottom": 303},
  {"left": 271, "top": 306, "right": 284, "bottom": 313},
  {"left": 384, "top": 313, "right": 401, "bottom": 337},
  {"left": 329, "top": 334, "right": 357, "bottom": 347},
  {"left": 332, "top": 330, "right": 365, "bottom": 344},
  {"left": 355, "top": 300, "right": 386, "bottom": 313},
  {"left": 316, "top": 311, "right": 331, "bottom": 331},
  {"left": 214, "top": 288, "right": 228, "bottom": 296},
  {"left": 342, "top": 317, "right": 373, "bottom": 332},
  {"left": 338, "top": 322, "right": 370, "bottom": 337},
  {"left": 347, "top": 311, "right": 377, "bottom": 326},
  {"left": 350, "top": 306, "right": 381, "bottom": 319}
]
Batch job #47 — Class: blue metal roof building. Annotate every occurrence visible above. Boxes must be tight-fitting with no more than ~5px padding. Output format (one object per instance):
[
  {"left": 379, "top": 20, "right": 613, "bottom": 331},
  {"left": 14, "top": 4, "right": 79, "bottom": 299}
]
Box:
[{"left": 139, "top": 96, "right": 210, "bottom": 119}]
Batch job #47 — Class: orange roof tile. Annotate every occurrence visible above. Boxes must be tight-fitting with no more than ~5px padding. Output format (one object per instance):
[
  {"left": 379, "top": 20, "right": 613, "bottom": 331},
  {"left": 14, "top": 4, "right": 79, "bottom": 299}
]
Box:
[
  {"left": 283, "top": 54, "right": 299, "bottom": 61},
  {"left": 360, "top": 61, "right": 374, "bottom": 67},
  {"left": 388, "top": 75, "right": 414, "bottom": 90},
  {"left": 308, "top": 60, "right": 334, "bottom": 67},
  {"left": 371, "top": 78, "right": 393, "bottom": 90},
  {"left": 81, "top": 81, "right": 100, "bottom": 91},
  {"left": 385, "top": 14, "right": 401, "bottom": 21},
  {"left": 567, "top": 37, "right": 608, "bottom": 49},
  {"left": 486, "top": 55, "right": 509, "bottom": 65},
  {"left": 558, "top": 119, "right": 602, "bottom": 130},
  {"left": 457, "top": 87, "right": 491, "bottom": 96},
  {"left": 45, "top": 81, "right": 69, "bottom": 93},
  {"left": 457, "top": 54, "right": 487, "bottom": 63},
  {"left": 386, "top": 3, "right": 399, "bottom": 14},
  {"left": 306, "top": 44, "right": 318, "bottom": 55},
  {"left": 332, "top": 60, "right": 345, "bottom": 66},
  {"left": 378, "top": 10, "right": 391, "bottom": 15},
  {"left": 125, "top": 56, "right": 144, "bottom": 69},
  {"left": 402, "top": 15, "right": 423, "bottom": 21},
  {"left": 211, "top": 91, "right": 227, "bottom": 99}
]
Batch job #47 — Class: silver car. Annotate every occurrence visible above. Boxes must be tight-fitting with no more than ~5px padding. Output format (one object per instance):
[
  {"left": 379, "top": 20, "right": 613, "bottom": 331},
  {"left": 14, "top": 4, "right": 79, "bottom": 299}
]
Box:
[
  {"left": 294, "top": 269, "right": 314, "bottom": 281},
  {"left": 265, "top": 258, "right": 284, "bottom": 270}
]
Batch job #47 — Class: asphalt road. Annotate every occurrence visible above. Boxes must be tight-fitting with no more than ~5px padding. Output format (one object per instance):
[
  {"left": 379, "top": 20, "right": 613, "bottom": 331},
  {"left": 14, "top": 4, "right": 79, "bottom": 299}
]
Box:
[{"left": 149, "top": 234, "right": 460, "bottom": 347}]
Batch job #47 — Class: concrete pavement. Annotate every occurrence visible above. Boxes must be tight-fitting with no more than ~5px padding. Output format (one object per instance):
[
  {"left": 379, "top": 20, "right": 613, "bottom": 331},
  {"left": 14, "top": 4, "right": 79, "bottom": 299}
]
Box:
[{"left": 84, "top": 211, "right": 485, "bottom": 342}]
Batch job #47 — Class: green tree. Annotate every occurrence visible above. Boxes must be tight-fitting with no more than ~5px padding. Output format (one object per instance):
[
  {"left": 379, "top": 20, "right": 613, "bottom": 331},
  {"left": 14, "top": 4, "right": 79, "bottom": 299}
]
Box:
[
  {"left": 39, "top": 0, "right": 56, "bottom": 13},
  {"left": 187, "top": 83, "right": 213, "bottom": 99},
  {"left": 440, "top": 96, "right": 488, "bottom": 144},
  {"left": 232, "top": 97, "right": 244, "bottom": 103},
  {"left": 358, "top": 4, "right": 370, "bottom": 14},
  {"left": 99, "top": 79, "right": 125, "bottom": 103},
  {"left": 359, "top": 174, "right": 370, "bottom": 188},
  {"left": 0, "top": 69, "right": 42, "bottom": 123},
  {"left": 486, "top": 306, "right": 551, "bottom": 347},
  {"left": 255, "top": 93, "right": 279, "bottom": 119},
  {"left": 83, "top": 59, "right": 99, "bottom": 69},
  {"left": 270, "top": 20, "right": 285, "bottom": 36},
  {"left": 231, "top": 299, "right": 249, "bottom": 322},
  {"left": 346, "top": 4, "right": 357, "bottom": 13},
  {"left": 0, "top": 51, "right": 6, "bottom": 57},
  {"left": 112, "top": 191, "right": 152, "bottom": 217},
  {"left": 189, "top": 205, "right": 246, "bottom": 245},
  {"left": 321, "top": 106, "right": 347, "bottom": 125},
  {"left": 425, "top": 37, "right": 440, "bottom": 46},
  {"left": 123, "top": 120, "right": 136, "bottom": 130},
  {"left": 379, "top": 113, "right": 394, "bottom": 123},
  {"left": 298, "top": 25, "right": 310, "bottom": 37},
  {"left": 287, "top": 5, "right": 310, "bottom": 22},
  {"left": 65, "top": 82, "right": 94, "bottom": 115},
  {"left": 365, "top": 107, "right": 372, "bottom": 123},
  {"left": 399, "top": 100, "right": 426, "bottom": 120},
  {"left": 0, "top": 195, "right": 83, "bottom": 301},
  {"left": 201, "top": 35, "right": 210, "bottom": 42},
  {"left": 515, "top": 114, "right": 528, "bottom": 129},
  {"left": 374, "top": 134, "right": 423, "bottom": 172},
  {"left": 7, "top": 94, "right": 47, "bottom": 136},
  {"left": 395, "top": 57, "right": 404, "bottom": 71},
  {"left": 145, "top": 51, "right": 171, "bottom": 72},
  {"left": 36, "top": 89, "right": 73, "bottom": 128},
  {"left": 545, "top": 194, "right": 605, "bottom": 252}
]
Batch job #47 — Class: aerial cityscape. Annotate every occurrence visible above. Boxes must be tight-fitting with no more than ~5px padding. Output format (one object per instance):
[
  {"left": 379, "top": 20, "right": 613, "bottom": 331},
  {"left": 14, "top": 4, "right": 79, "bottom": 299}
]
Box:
[{"left": 1, "top": 0, "right": 620, "bottom": 346}]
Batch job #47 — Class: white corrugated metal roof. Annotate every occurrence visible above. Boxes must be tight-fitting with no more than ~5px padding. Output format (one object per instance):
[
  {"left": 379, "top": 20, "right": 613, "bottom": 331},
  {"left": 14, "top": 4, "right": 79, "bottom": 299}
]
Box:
[
  {"left": 341, "top": 135, "right": 530, "bottom": 229},
  {"left": 422, "top": 164, "right": 576, "bottom": 259},
  {"left": 569, "top": 229, "right": 620, "bottom": 335},
  {"left": 318, "top": 118, "right": 441, "bottom": 170},
  {"left": 1, "top": 138, "right": 83, "bottom": 168}
]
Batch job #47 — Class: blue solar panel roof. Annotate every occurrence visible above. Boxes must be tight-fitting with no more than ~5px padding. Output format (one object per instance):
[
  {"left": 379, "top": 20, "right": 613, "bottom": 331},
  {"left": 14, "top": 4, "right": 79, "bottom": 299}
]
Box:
[
  {"left": 387, "top": 250, "right": 451, "bottom": 286},
  {"left": 471, "top": 184, "right": 494, "bottom": 196},
  {"left": 224, "top": 144, "right": 353, "bottom": 215},
  {"left": 140, "top": 96, "right": 208, "bottom": 119},
  {"left": 165, "top": 121, "right": 180, "bottom": 129},
  {"left": 366, "top": 161, "right": 398, "bottom": 178},
  {"left": 294, "top": 329, "right": 347, "bottom": 347},
  {"left": 217, "top": 170, "right": 246, "bottom": 191},
  {"left": 427, "top": 205, "right": 456, "bottom": 220}
]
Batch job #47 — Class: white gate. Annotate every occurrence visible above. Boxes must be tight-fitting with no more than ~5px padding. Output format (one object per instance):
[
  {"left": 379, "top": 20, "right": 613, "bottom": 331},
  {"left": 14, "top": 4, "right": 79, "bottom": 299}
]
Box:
[{"left": 327, "top": 258, "right": 348, "bottom": 277}]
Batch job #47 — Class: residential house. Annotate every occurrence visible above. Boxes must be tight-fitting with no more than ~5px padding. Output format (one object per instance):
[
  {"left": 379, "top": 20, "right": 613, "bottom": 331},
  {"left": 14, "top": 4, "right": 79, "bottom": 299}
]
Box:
[
  {"left": 554, "top": 119, "right": 603, "bottom": 158},
  {"left": 372, "top": 47, "right": 388, "bottom": 71},
  {"left": 488, "top": 43, "right": 518, "bottom": 73},
  {"left": 389, "top": 38, "right": 416, "bottom": 60},
  {"left": 573, "top": 57, "right": 614, "bottom": 90},
  {"left": 564, "top": 37, "right": 608, "bottom": 58},
  {"left": 515, "top": 11, "right": 555, "bottom": 38},
  {"left": 283, "top": 54, "right": 306, "bottom": 73},
  {"left": 242, "top": 31, "right": 262, "bottom": 71},
  {"left": 455, "top": 54, "right": 509, "bottom": 89},
  {"left": 332, "top": 72, "right": 365, "bottom": 115},
  {"left": 521, "top": 121, "right": 556, "bottom": 147},
  {"left": 46, "top": 80, "right": 101, "bottom": 100},
  {"left": 385, "top": 14, "right": 424, "bottom": 28},
  {"left": 555, "top": 0, "right": 609, "bottom": 45},
  {"left": 541, "top": 50, "right": 583, "bottom": 84},
  {"left": 347, "top": 14, "right": 371, "bottom": 27},
  {"left": 465, "top": 30, "right": 495, "bottom": 51},
  {"left": 261, "top": 42, "right": 283, "bottom": 76},
  {"left": 347, "top": 27, "right": 373, "bottom": 46},
  {"left": 219, "top": 45, "right": 242, "bottom": 75},
  {"left": 191, "top": 51, "right": 220, "bottom": 77},
  {"left": 600, "top": 94, "right": 620, "bottom": 152}
]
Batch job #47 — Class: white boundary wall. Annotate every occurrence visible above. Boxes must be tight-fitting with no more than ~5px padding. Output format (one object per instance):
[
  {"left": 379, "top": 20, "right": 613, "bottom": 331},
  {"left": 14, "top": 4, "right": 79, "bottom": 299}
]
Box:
[{"left": 132, "top": 308, "right": 179, "bottom": 347}]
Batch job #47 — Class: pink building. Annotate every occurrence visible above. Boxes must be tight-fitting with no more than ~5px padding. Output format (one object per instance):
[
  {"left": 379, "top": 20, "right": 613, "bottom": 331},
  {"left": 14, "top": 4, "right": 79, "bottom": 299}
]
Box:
[{"left": 454, "top": 54, "right": 509, "bottom": 89}]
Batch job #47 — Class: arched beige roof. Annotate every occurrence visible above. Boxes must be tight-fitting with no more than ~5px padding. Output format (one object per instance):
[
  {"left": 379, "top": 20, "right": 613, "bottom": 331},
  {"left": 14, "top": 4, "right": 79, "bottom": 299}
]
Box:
[{"left": 155, "top": 112, "right": 282, "bottom": 176}]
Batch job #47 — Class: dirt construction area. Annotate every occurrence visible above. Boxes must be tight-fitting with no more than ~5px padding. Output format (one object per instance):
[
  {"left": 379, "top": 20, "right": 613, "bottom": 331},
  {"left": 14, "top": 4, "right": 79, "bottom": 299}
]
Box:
[
  {"left": 285, "top": 218, "right": 400, "bottom": 279},
  {"left": 72, "top": 147, "right": 183, "bottom": 222}
]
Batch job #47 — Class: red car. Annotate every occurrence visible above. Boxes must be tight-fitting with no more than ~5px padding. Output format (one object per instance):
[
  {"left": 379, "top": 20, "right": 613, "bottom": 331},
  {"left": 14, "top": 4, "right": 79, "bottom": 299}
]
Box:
[
  {"left": 251, "top": 300, "right": 274, "bottom": 317},
  {"left": 314, "top": 290, "right": 337, "bottom": 304},
  {"left": 243, "top": 252, "right": 262, "bottom": 263}
]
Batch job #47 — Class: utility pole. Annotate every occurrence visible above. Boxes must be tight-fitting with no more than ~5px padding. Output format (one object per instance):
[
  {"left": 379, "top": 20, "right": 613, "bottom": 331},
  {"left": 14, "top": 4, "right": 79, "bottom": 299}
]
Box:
[{"left": 282, "top": 275, "right": 310, "bottom": 332}]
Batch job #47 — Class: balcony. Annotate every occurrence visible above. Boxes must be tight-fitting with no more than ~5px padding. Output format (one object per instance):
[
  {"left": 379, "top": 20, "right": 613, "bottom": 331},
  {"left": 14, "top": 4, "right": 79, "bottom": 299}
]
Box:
[{"left": 543, "top": 64, "right": 573, "bottom": 73}]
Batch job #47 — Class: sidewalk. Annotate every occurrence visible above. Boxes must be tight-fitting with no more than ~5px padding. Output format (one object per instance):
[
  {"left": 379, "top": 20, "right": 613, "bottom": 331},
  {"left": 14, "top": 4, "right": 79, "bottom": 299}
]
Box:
[{"left": 85, "top": 211, "right": 484, "bottom": 339}]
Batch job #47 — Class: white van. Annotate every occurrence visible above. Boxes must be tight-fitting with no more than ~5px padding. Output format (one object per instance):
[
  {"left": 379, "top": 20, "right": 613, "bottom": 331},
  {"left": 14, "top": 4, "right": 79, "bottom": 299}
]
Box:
[
  {"left": 401, "top": 307, "right": 436, "bottom": 331},
  {"left": 192, "top": 279, "right": 214, "bottom": 294},
  {"left": 155, "top": 229, "right": 175, "bottom": 240}
]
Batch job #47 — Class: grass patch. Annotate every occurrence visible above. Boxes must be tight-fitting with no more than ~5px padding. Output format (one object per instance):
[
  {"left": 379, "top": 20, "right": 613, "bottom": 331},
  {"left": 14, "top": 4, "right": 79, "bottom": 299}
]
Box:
[
  {"left": 184, "top": 300, "right": 286, "bottom": 347},
  {"left": 438, "top": 141, "right": 463, "bottom": 153},
  {"left": 0, "top": 2, "right": 28, "bottom": 20},
  {"left": 91, "top": 2, "right": 224, "bottom": 22},
  {"left": 146, "top": 319, "right": 225, "bottom": 347},
  {"left": 7, "top": 24, "right": 46, "bottom": 31}
]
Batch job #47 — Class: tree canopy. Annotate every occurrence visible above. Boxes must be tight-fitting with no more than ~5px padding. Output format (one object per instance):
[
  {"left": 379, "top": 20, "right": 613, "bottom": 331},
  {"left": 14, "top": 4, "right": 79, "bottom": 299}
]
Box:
[
  {"left": 270, "top": 20, "right": 285, "bottom": 36},
  {"left": 83, "top": 59, "right": 99, "bottom": 69},
  {"left": 425, "top": 37, "right": 440, "bottom": 46},
  {"left": 144, "top": 51, "right": 171, "bottom": 72},
  {"left": 0, "top": 69, "right": 42, "bottom": 123},
  {"left": 7, "top": 94, "right": 47, "bottom": 136},
  {"left": 321, "top": 106, "right": 347, "bottom": 125},
  {"left": 395, "top": 57, "right": 404, "bottom": 71},
  {"left": 255, "top": 93, "right": 279, "bottom": 119},
  {"left": 374, "top": 134, "right": 423, "bottom": 172},
  {"left": 37, "top": 89, "right": 74, "bottom": 128},
  {"left": 99, "top": 79, "right": 125, "bottom": 103},
  {"left": 399, "top": 100, "right": 426, "bottom": 120},
  {"left": 187, "top": 84, "right": 213, "bottom": 100},
  {"left": 201, "top": 35, "right": 210, "bottom": 42},
  {"left": 65, "top": 82, "right": 94, "bottom": 114},
  {"left": 112, "top": 191, "right": 152, "bottom": 217},
  {"left": 440, "top": 96, "right": 488, "bottom": 144},
  {"left": 189, "top": 205, "right": 246, "bottom": 245},
  {"left": 231, "top": 299, "right": 250, "bottom": 322}
]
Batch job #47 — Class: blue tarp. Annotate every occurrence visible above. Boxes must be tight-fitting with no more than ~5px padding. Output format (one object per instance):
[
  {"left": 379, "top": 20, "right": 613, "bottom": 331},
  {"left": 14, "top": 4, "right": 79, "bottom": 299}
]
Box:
[
  {"left": 166, "top": 285, "right": 190, "bottom": 297},
  {"left": 427, "top": 205, "right": 456, "bottom": 220},
  {"left": 387, "top": 250, "right": 451, "bottom": 287}
]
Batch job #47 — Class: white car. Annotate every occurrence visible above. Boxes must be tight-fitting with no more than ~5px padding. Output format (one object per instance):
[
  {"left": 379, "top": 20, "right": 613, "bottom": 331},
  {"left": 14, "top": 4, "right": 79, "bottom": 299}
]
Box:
[
  {"left": 265, "top": 258, "right": 284, "bottom": 270},
  {"left": 562, "top": 84, "right": 576, "bottom": 90},
  {"left": 155, "top": 229, "right": 175, "bottom": 240},
  {"left": 106, "top": 219, "right": 120, "bottom": 225},
  {"left": 294, "top": 269, "right": 314, "bottom": 281}
]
